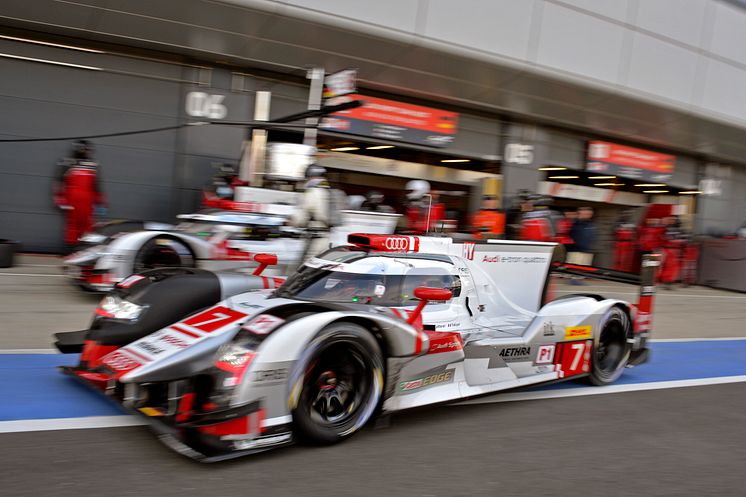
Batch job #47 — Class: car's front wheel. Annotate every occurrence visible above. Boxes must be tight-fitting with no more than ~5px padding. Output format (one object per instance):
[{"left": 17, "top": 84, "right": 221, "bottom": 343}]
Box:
[
  {"left": 133, "top": 236, "right": 195, "bottom": 273},
  {"left": 589, "top": 306, "right": 631, "bottom": 385},
  {"left": 290, "top": 322, "right": 384, "bottom": 444}
]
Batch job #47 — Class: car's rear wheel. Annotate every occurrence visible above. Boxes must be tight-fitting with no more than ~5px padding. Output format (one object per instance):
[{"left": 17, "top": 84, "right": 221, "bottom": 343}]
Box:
[
  {"left": 291, "top": 322, "right": 383, "bottom": 444},
  {"left": 133, "top": 236, "right": 195, "bottom": 273},
  {"left": 589, "top": 306, "right": 631, "bottom": 385}
]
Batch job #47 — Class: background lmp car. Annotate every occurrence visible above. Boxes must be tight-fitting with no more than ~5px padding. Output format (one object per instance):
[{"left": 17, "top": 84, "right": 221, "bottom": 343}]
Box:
[
  {"left": 55, "top": 234, "right": 658, "bottom": 461},
  {"left": 63, "top": 208, "right": 400, "bottom": 291}
]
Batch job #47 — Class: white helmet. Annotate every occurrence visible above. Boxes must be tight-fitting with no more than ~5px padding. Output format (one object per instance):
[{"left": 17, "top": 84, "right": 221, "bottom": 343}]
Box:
[{"left": 405, "top": 179, "right": 430, "bottom": 200}]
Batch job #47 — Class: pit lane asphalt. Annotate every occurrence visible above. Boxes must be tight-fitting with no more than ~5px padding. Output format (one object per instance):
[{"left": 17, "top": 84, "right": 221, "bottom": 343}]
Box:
[{"left": 1, "top": 383, "right": 744, "bottom": 497}]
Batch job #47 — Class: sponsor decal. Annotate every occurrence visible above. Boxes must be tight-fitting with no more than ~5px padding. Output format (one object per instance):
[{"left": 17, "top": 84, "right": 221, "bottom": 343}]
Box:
[
  {"left": 426, "top": 331, "right": 463, "bottom": 354},
  {"left": 242, "top": 314, "right": 285, "bottom": 335},
  {"left": 101, "top": 350, "right": 142, "bottom": 376},
  {"left": 555, "top": 340, "right": 592, "bottom": 378},
  {"left": 462, "top": 242, "right": 475, "bottom": 261},
  {"left": 498, "top": 346, "right": 531, "bottom": 360},
  {"left": 135, "top": 340, "right": 165, "bottom": 356},
  {"left": 542, "top": 322, "right": 556, "bottom": 336},
  {"left": 251, "top": 368, "right": 289, "bottom": 383},
  {"left": 481, "top": 255, "right": 548, "bottom": 264},
  {"left": 399, "top": 369, "right": 454, "bottom": 392},
  {"left": 384, "top": 236, "right": 413, "bottom": 251},
  {"left": 535, "top": 344, "right": 556, "bottom": 365},
  {"left": 158, "top": 333, "right": 190, "bottom": 349},
  {"left": 564, "top": 325, "right": 593, "bottom": 340}
]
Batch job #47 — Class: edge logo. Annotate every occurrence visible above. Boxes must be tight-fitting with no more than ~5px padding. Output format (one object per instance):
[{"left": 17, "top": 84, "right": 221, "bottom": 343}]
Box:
[{"left": 399, "top": 369, "right": 454, "bottom": 392}]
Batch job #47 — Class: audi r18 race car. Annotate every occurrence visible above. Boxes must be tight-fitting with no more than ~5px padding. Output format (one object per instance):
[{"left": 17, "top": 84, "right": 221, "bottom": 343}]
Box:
[
  {"left": 63, "top": 208, "right": 399, "bottom": 291},
  {"left": 55, "top": 234, "right": 658, "bottom": 461}
]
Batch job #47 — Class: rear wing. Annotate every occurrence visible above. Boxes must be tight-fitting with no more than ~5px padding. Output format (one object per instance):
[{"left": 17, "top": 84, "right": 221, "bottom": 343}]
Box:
[{"left": 553, "top": 253, "right": 661, "bottom": 358}]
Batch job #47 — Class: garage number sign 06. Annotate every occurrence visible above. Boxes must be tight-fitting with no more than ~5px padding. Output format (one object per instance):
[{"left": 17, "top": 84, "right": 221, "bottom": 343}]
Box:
[{"left": 185, "top": 91, "right": 228, "bottom": 119}]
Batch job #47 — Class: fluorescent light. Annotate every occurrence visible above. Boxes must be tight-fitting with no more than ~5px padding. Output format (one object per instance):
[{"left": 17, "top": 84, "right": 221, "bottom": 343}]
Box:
[
  {"left": 549, "top": 175, "right": 580, "bottom": 179},
  {"left": 679, "top": 191, "right": 703, "bottom": 195},
  {"left": 0, "top": 34, "right": 105, "bottom": 53},
  {"left": 588, "top": 175, "right": 616, "bottom": 179},
  {"left": 594, "top": 183, "right": 624, "bottom": 186},
  {"left": 441, "top": 159, "right": 470, "bottom": 163},
  {"left": 634, "top": 183, "right": 667, "bottom": 187},
  {"left": 539, "top": 166, "right": 567, "bottom": 171},
  {"left": 643, "top": 190, "right": 669, "bottom": 194},
  {"left": 330, "top": 146, "right": 360, "bottom": 152},
  {"left": 365, "top": 145, "right": 394, "bottom": 150},
  {"left": 0, "top": 52, "right": 101, "bottom": 71}
]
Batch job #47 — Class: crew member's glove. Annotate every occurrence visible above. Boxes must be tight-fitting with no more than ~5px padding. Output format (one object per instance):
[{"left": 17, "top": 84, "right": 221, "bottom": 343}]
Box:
[{"left": 59, "top": 204, "right": 73, "bottom": 211}]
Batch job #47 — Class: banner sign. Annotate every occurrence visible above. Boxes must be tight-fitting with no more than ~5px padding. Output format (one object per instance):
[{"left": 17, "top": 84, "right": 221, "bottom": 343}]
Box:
[
  {"left": 322, "top": 69, "right": 357, "bottom": 99},
  {"left": 587, "top": 141, "right": 675, "bottom": 182},
  {"left": 320, "top": 94, "right": 459, "bottom": 148}
]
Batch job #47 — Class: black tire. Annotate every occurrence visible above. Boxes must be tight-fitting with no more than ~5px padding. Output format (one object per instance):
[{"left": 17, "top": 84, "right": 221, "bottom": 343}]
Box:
[
  {"left": 133, "top": 236, "right": 195, "bottom": 273},
  {"left": 589, "top": 306, "right": 631, "bottom": 385},
  {"left": 290, "top": 322, "right": 384, "bottom": 444}
]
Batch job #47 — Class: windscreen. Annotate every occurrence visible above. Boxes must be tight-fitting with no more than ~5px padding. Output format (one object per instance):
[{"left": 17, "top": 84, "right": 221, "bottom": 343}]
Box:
[{"left": 275, "top": 249, "right": 460, "bottom": 306}]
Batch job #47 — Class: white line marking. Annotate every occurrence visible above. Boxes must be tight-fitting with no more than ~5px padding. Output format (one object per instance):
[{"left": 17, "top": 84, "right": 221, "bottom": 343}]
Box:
[
  {"left": 0, "top": 415, "right": 146, "bottom": 434},
  {"left": 0, "top": 349, "right": 60, "bottom": 354},
  {"left": 454, "top": 375, "right": 746, "bottom": 406},
  {"left": 18, "top": 264, "right": 61, "bottom": 268},
  {"left": 555, "top": 290, "right": 746, "bottom": 299},
  {"left": 0, "top": 273, "right": 66, "bottom": 278}
]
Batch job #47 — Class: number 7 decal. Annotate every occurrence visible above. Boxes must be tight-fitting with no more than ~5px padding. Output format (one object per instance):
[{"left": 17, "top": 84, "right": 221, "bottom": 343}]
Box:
[
  {"left": 181, "top": 306, "right": 248, "bottom": 332},
  {"left": 555, "top": 340, "right": 592, "bottom": 378}
]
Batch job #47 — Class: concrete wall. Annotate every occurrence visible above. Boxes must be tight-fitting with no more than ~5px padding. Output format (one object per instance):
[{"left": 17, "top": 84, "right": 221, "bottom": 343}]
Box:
[{"left": 247, "top": 0, "right": 746, "bottom": 127}]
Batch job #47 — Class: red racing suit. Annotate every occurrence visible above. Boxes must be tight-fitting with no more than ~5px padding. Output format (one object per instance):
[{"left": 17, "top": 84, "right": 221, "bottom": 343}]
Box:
[{"left": 53, "top": 159, "right": 106, "bottom": 245}]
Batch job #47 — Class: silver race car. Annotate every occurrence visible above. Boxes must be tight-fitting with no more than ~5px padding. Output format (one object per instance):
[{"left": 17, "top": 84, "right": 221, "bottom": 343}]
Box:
[
  {"left": 63, "top": 209, "right": 400, "bottom": 292},
  {"left": 56, "top": 234, "right": 658, "bottom": 461}
]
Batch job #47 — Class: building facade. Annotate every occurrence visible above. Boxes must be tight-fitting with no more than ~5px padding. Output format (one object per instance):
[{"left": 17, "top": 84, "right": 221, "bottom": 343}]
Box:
[{"left": 0, "top": 0, "right": 744, "bottom": 251}]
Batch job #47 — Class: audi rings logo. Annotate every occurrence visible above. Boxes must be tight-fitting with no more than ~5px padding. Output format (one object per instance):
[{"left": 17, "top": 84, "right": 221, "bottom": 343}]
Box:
[
  {"left": 103, "top": 351, "right": 141, "bottom": 371},
  {"left": 384, "top": 237, "right": 410, "bottom": 251}
]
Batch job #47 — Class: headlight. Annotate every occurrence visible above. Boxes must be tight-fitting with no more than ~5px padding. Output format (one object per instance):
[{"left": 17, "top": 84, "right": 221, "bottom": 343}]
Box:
[
  {"left": 80, "top": 233, "right": 107, "bottom": 244},
  {"left": 97, "top": 295, "right": 146, "bottom": 321},
  {"left": 215, "top": 342, "right": 256, "bottom": 387}
]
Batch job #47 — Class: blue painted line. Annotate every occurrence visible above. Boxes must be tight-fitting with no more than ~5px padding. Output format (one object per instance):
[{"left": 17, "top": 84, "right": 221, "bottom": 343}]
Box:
[
  {"left": 0, "top": 354, "right": 124, "bottom": 421},
  {"left": 1, "top": 340, "right": 746, "bottom": 422}
]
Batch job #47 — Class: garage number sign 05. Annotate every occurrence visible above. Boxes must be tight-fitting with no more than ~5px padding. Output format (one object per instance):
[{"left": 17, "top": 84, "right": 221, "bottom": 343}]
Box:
[{"left": 185, "top": 91, "right": 228, "bottom": 119}]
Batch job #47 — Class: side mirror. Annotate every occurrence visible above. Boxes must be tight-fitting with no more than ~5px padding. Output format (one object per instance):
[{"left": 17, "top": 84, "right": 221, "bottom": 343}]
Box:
[
  {"left": 408, "top": 286, "right": 453, "bottom": 325},
  {"left": 252, "top": 253, "right": 278, "bottom": 276}
]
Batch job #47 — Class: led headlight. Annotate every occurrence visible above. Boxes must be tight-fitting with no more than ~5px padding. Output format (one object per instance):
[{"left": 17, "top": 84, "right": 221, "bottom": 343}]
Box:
[
  {"left": 79, "top": 233, "right": 107, "bottom": 244},
  {"left": 97, "top": 295, "right": 146, "bottom": 321}
]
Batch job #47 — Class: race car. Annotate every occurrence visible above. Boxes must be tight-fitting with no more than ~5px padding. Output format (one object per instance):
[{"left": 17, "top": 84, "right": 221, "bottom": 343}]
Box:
[
  {"left": 55, "top": 234, "right": 658, "bottom": 461},
  {"left": 63, "top": 208, "right": 399, "bottom": 291}
]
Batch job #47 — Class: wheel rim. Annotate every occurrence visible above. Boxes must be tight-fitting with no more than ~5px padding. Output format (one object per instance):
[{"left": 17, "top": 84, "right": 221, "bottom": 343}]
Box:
[
  {"left": 595, "top": 318, "right": 626, "bottom": 374},
  {"left": 135, "top": 241, "right": 191, "bottom": 272},
  {"left": 303, "top": 342, "right": 370, "bottom": 427}
]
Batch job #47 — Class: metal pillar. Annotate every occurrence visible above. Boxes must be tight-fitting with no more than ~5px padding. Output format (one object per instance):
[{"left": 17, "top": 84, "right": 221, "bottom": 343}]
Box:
[
  {"left": 303, "top": 67, "right": 325, "bottom": 147},
  {"left": 239, "top": 90, "right": 271, "bottom": 187}
]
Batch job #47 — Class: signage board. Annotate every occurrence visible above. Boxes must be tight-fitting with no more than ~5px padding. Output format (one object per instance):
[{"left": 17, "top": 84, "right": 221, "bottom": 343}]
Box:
[
  {"left": 322, "top": 69, "right": 357, "bottom": 99},
  {"left": 587, "top": 141, "right": 675, "bottom": 182},
  {"left": 320, "top": 94, "right": 459, "bottom": 148}
]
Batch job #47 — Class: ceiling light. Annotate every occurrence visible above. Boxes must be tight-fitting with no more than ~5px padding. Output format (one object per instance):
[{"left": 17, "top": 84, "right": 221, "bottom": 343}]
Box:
[
  {"left": 588, "top": 176, "right": 616, "bottom": 179},
  {"left": 0, "top": 34, "right": 105, "bottom": 53},
  {"left": 594, "top": 183, "right": 624, "bottom": 186},
  {"left": 539, "top": 166, "right": 567, "bottom": 171},
  {"left": 634, "top": 183, "right": 667, "bottom": 187},
  {"left": 643, "top": 190, "right": 669, "bottom": 194},
  {"left": 0, "top": 52, "right": 101, "bottom": 71},
  {"left": 330, "top": 146, "right": 360, "bottom": 152},
  {"left": 679, "top": 191, "right": 703, "bottom": 195},
  {"left": 365, "top": 145, "right": 394, "bottom": 150},
  {"left": 441, "top": 159, "right": 470, "bottom": 163},
  {"left": 548, "top": 175, "right": 580, "bottom": 179}
]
